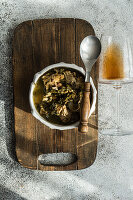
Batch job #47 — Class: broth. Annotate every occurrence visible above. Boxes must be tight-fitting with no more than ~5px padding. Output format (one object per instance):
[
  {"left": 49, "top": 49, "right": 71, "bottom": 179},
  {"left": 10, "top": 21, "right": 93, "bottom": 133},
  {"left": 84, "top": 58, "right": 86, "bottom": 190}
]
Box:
[{"left": 102, "top": 44, "right": 124, "bottom": 80}]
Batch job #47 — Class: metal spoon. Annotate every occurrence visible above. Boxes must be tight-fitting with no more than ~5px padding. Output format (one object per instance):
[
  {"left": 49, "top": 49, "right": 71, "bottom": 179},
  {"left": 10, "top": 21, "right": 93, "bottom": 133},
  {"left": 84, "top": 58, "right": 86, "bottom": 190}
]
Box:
[{"left": 79, "top": 35, "right": 101, "bottom": 133}]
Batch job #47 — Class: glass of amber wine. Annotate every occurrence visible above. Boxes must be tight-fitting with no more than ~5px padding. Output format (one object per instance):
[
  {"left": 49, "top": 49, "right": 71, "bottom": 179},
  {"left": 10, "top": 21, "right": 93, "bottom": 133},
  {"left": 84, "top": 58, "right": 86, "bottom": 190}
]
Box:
[{"left": 99, "top": 35, "right": 133, "bottom": 135}]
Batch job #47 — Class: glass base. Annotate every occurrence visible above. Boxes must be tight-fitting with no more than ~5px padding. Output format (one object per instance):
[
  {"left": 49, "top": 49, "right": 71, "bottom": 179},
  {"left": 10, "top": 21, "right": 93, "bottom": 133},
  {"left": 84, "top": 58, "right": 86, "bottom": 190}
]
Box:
[
  {"left": 99, "top": 79, "right": 133, "bottom": 85},
  {"left": 99, "top": 129, "right": 133, "bottom": 136}
]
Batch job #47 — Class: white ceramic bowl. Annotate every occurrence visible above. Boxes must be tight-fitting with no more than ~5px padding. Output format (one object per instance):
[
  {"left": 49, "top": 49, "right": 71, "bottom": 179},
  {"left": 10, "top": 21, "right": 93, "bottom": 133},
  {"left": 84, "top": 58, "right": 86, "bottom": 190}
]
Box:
[{"left": 29, "top": 62, "right": 97, "bottom": 130}]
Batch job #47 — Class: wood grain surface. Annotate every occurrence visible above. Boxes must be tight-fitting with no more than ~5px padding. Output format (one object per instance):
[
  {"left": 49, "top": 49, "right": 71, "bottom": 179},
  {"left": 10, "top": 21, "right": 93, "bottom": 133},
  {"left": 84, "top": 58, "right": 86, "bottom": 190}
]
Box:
[
  {"left": 13, "top": 18, "right": 98, "bottom": 171},
  {"left": 79, "top": 82, "right": 91, "bottom": 133}
]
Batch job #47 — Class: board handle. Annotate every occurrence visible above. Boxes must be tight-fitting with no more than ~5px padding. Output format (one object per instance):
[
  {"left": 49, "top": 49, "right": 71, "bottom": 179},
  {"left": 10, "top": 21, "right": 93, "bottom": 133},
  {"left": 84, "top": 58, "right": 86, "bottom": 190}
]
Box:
[
  {"left": 78, "top": 82, "right": 90, "bottom": 133},
  {"left": 38, "top": 153, "right": 77, "bottom": 166}
]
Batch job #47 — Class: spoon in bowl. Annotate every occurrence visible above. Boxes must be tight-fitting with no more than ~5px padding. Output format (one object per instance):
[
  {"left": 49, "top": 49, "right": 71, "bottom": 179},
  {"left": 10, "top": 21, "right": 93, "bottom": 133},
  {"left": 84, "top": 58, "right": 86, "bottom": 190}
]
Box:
[{"left": 78, "top": 35, "right": 101, "bottom": 133}]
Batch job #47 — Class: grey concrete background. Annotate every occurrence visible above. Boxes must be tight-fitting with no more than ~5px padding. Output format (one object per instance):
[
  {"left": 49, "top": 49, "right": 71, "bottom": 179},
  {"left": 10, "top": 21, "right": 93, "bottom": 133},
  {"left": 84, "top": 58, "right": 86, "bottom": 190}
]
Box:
[{"left": 0, "top": 0, "right": 133, "bottom": 199}]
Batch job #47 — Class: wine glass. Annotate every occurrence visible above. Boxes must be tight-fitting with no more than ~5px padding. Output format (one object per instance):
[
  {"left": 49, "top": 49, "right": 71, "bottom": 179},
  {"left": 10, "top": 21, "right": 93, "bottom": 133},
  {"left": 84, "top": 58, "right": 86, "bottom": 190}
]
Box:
[{"left": 99, "top": 35, "right": 133, "bottom": 135}]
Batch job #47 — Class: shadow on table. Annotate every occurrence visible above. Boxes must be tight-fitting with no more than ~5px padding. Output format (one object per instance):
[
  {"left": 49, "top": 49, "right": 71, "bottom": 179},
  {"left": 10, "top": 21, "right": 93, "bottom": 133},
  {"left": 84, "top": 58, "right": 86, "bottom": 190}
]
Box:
[
  {"left": 0, "top": 185, "right": 26, "bottom": 200},
  {"left": 0, "top": 84, "right": 17, "bottom": 162}
]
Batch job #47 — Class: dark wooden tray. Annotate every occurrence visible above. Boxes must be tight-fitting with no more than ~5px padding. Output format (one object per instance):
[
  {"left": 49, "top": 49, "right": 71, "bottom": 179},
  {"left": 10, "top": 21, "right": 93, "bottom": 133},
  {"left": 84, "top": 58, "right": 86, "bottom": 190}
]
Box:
[{"left": 13, "top": 18, "right": 98, "bottom": 171}]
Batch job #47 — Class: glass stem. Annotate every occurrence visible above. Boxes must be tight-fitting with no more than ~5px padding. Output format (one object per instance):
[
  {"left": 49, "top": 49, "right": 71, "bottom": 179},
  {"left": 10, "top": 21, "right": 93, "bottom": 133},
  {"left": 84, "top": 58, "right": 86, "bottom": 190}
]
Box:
[{"left": 115, "top": 85, "right": 121, "bottom": 130}]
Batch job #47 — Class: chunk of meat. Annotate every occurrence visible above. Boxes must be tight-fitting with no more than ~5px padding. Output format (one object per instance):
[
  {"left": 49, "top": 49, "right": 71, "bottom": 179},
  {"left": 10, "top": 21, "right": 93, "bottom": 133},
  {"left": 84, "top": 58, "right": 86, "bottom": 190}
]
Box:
[
  {"left": 40, "top": 105, "right": 48, "bottom": 116},
  {"left": 42, "top": 74, "right": 64, "bottom": 90},
  {"left": 55, "top": 104, "right": 71, "bottom": 122},
  {"left": 60, "top": 111, "right": 71, "bottom": 123},
  {"left": 52, "top": 74, "right": 64, "bottom": 83},
  {"left": 75, "top": 76, "right": 84, "bottom": 89},
  {"left": 64, "top": 71, "right": 76, "bottom": 84},
  {"left": 42, "top": 92, "right": 56, "bottom": 102}
]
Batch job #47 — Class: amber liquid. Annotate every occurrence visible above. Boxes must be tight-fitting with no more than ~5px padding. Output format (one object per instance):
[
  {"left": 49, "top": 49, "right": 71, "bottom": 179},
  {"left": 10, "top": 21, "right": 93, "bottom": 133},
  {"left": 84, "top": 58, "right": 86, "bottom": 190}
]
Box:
[{"left": 102, "top": 44, "right": 125, "bottom": 80}]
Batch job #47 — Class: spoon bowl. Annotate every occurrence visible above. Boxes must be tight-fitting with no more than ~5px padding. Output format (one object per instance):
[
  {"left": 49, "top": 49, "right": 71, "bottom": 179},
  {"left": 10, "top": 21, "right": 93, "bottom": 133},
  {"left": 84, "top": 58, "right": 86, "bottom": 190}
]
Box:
[{"left": 80, "top": 35, "right": 101, "bottom": 78}]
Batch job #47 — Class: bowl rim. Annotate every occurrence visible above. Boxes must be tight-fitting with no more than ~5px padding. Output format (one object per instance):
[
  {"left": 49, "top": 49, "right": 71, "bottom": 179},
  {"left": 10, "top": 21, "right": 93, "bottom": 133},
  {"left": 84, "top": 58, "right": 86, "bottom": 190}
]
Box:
[{"left": 29, "top": 62, "right": 97, "bottom": 130}]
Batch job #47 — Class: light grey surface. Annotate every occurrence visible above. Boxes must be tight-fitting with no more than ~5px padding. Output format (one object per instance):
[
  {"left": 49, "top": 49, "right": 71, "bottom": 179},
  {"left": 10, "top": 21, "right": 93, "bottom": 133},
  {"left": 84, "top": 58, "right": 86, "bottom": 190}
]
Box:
[{"left": 0, "top": 0, "right": 133, "bottom": 199}]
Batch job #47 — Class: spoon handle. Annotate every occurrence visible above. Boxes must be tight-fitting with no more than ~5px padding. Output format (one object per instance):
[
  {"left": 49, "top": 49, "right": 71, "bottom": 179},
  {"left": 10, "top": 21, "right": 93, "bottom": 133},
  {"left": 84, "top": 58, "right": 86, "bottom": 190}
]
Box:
[{"left": 78, "top": 82, "right": 90, "bottom": 133}]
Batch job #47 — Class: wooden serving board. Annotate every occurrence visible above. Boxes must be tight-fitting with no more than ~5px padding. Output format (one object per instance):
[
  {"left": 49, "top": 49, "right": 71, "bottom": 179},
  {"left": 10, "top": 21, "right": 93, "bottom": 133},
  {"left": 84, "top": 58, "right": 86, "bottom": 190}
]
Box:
[{"left": 13, "top": 18, "right": 98, "bottom": 171}]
